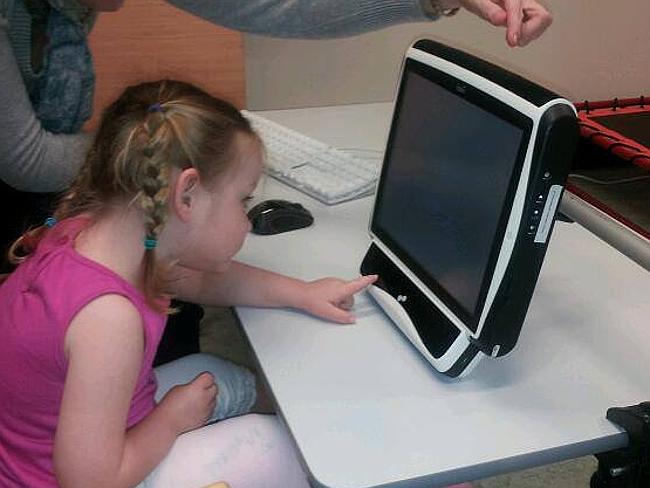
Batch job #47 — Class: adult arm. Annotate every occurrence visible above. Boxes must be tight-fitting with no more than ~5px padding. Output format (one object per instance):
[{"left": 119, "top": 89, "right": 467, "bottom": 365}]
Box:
[
  {"left": 166, "top": 0, "right": 551, "bottom": 45},
  {"left": 0, "top": 17, "right": 91, "bottom": 192},
  {"left": 165, "top": 0, "right": 433, "bottom": 39}
]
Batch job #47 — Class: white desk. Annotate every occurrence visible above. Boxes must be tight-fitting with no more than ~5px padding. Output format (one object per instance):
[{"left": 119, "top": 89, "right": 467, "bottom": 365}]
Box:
[{"left": 235, "top": 103, "right": 650, "bottom": 488}]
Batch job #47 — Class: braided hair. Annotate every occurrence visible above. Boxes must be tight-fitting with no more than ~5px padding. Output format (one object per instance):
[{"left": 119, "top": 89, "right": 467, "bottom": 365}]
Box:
[{"left": 9, "top": 80, "right": 258, "bottom": 310}]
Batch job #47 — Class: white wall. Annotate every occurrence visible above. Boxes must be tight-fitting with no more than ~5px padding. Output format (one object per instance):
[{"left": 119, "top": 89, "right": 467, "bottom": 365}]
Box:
[{"left": 245, "top": 0, "right": 649, "bottom": 110}]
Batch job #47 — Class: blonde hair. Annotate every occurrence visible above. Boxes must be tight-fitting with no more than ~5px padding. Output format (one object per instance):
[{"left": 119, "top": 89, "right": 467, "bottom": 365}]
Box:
[{"left": 10, "top": 79, "right": 258, "bottom": 309}]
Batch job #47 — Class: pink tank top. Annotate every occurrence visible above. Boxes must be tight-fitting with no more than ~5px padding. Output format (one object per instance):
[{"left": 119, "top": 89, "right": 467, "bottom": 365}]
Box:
[{"left": 0, "top": 218, "right": 167, "bottom": 487}]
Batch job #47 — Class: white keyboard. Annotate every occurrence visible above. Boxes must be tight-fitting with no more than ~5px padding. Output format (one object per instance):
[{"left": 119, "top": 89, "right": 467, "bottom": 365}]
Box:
[{"left": 243, "top": 110, "right": 381, "bottom": 205}]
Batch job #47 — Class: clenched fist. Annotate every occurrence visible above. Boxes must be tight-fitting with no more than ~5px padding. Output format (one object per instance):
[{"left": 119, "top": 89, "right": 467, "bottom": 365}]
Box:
[{"left": 158, "top": 372, "right": 218, "bottom": 434}]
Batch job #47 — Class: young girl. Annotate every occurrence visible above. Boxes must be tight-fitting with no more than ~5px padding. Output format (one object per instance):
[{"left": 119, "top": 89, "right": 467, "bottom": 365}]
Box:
[{"left": 0, "top": 79, "right": 377, "bottom": 488}]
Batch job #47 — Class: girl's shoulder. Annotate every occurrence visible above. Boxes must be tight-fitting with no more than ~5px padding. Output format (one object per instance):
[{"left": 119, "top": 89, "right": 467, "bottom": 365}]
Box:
[{"left": 15, "top": 216, "right": 150, "bottom": 320}]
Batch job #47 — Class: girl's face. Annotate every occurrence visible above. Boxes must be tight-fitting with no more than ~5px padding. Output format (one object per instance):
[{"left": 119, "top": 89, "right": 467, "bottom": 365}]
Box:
[{"left": 178, "top": 134, "right": 263, "bottom": 271}]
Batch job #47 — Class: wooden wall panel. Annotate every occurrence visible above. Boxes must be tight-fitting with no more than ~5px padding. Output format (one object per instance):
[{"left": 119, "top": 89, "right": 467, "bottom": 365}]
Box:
[{"left": 86, "top": 0, "right": 245, "bottom": 130}]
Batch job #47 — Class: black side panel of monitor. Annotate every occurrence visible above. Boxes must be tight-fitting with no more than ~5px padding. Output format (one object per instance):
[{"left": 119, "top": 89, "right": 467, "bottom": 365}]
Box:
[
  {"left": 412, "top": 39, "right": 557, "bottom": 108},
  {"left": 480, "top": 104, "right": 579, "bottom": 355}
]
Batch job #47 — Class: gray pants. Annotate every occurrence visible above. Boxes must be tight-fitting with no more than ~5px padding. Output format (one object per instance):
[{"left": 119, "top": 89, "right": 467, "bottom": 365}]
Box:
[{"left": 154, "top": 353, "right": 256, "bottom": 422}]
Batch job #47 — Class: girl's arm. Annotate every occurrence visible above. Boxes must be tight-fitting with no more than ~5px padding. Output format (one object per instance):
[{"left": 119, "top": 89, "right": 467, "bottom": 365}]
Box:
[
  {"left": 167, "top": 261, "right": 377, "bottom": 324},
  {"left": 53, "top": 294, "right": 214, "bottom": 488}
]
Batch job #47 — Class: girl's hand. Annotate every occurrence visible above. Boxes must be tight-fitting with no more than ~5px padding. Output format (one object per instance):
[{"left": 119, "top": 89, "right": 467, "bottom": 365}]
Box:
[
  {"left": 157, "top": 372, "right": 217, "bottom": 434},
  {"left": 300, "top": 274, "right": 378, "bottom": 324}
]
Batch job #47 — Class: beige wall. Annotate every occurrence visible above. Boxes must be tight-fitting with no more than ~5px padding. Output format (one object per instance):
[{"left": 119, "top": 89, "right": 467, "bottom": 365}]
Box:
[
  {"left": 244, "top": 0, "right": 649, "bottom": 110},
  {"left": 88, "top": 0, "right": 245, "bottom": 131}
]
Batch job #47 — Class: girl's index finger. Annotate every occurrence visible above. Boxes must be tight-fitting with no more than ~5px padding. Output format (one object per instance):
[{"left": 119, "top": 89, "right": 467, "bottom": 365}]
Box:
[{"left": 342, "top": 274, "right": 378, "bottom": 297}]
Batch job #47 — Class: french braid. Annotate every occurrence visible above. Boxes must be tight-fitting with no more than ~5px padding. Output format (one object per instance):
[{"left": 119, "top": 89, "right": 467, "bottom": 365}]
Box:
[
  {"left": 137, "top": 110, "right": 173, "bottom": 300},
  {"left": 8, "top": 79, "right": 258, "bottom": 310}
]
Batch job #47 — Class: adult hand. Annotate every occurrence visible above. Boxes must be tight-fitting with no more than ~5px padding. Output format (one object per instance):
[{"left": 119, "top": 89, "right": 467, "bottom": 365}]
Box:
[
  {"left": 455, "top": 0, "right": 553, "bottom": 47},
  {"left": 157, "top": 372, "right": 218, "bottom": 434},
  {"left": 300, "top": 274, "right": 378, "bottom": 324}
]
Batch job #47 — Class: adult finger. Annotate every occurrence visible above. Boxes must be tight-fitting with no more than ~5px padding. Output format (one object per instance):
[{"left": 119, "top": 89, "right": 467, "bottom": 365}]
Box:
[
  {"left": 460, "top": 0, "right": 506, "bottom": 26},
  {"left": 501, "top": 0, "right": 523, "bottom": 47},
  {"left": 518, "top": 3, "right": 552, "bottom": 46}
]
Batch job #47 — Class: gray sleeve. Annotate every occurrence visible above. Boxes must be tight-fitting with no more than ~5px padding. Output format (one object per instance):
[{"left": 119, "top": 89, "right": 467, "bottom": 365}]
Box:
[
  {"left": 0, "top": 17, "right": 92, "bottom": 192},
  {"left": 165, "top": 0, "right": 432, "bottom": 39}
]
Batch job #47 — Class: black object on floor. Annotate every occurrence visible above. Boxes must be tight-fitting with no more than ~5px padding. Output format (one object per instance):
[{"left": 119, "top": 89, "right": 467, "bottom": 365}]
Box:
[{"left": 153, "top": 300, "right": 203, "bottom": 367}]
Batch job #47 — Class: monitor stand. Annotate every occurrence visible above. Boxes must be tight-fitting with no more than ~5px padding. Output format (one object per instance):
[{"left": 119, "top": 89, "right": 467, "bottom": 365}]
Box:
[{"left": 361, "top": 243, "right": 483, "bottom": 378}]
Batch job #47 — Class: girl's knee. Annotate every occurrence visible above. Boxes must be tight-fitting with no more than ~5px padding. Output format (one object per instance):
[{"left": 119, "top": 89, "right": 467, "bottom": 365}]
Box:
[
  {"left": 240, "top": 413, "right": 283, "bottom": 439},
  {"left": 217, "top": 413, "right": 285, "bottom": 447},
  {"left": 146, "top": 414, "right": 308, "bottom": 488}
]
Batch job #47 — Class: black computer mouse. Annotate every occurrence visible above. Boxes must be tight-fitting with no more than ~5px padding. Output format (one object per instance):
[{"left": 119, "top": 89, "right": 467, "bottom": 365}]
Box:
[{"left": 247, "top": 199, "right": 314, "bottom": 235}]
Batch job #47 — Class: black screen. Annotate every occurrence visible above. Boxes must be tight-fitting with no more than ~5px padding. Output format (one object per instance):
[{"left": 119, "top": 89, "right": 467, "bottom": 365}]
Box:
[{"left": 372, "top": 60, "right": 531, "bottom": 330}]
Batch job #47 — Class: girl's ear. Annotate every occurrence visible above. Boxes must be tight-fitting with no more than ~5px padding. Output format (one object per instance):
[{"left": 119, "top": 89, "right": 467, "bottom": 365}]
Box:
[{"left": 170, "top": 167, "right": 200, "bottom": 222}]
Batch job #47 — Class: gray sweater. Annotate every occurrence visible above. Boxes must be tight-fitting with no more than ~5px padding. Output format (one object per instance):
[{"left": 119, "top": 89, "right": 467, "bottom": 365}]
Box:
[{"left": 0, "top": 1, "right": 433, "bottom": 192}]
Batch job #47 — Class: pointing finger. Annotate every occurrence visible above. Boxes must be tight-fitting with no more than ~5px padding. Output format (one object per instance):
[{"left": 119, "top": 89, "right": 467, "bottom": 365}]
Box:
[{"left": 341, "top": 274, "right": 378, "bottom": 297}]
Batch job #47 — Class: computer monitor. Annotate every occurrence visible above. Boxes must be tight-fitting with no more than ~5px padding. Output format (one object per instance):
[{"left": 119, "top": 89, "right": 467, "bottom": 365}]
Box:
[{"left": 360, "top": 39, "right": 578, "bottom": 377}]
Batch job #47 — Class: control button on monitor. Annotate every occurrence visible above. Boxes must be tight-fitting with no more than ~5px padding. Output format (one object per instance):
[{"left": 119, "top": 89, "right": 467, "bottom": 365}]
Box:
[{"left": 534, "top": 185, "right": 564, "bottom": 244}]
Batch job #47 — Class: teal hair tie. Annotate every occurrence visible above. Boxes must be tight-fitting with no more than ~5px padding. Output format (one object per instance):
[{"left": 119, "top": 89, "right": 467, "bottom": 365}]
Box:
[
  {"left": 144, "top": 237, "right": 158, "bottom": 250},
  {"left": 44, "top": 217, "right": 57, "bottom": 228}
]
